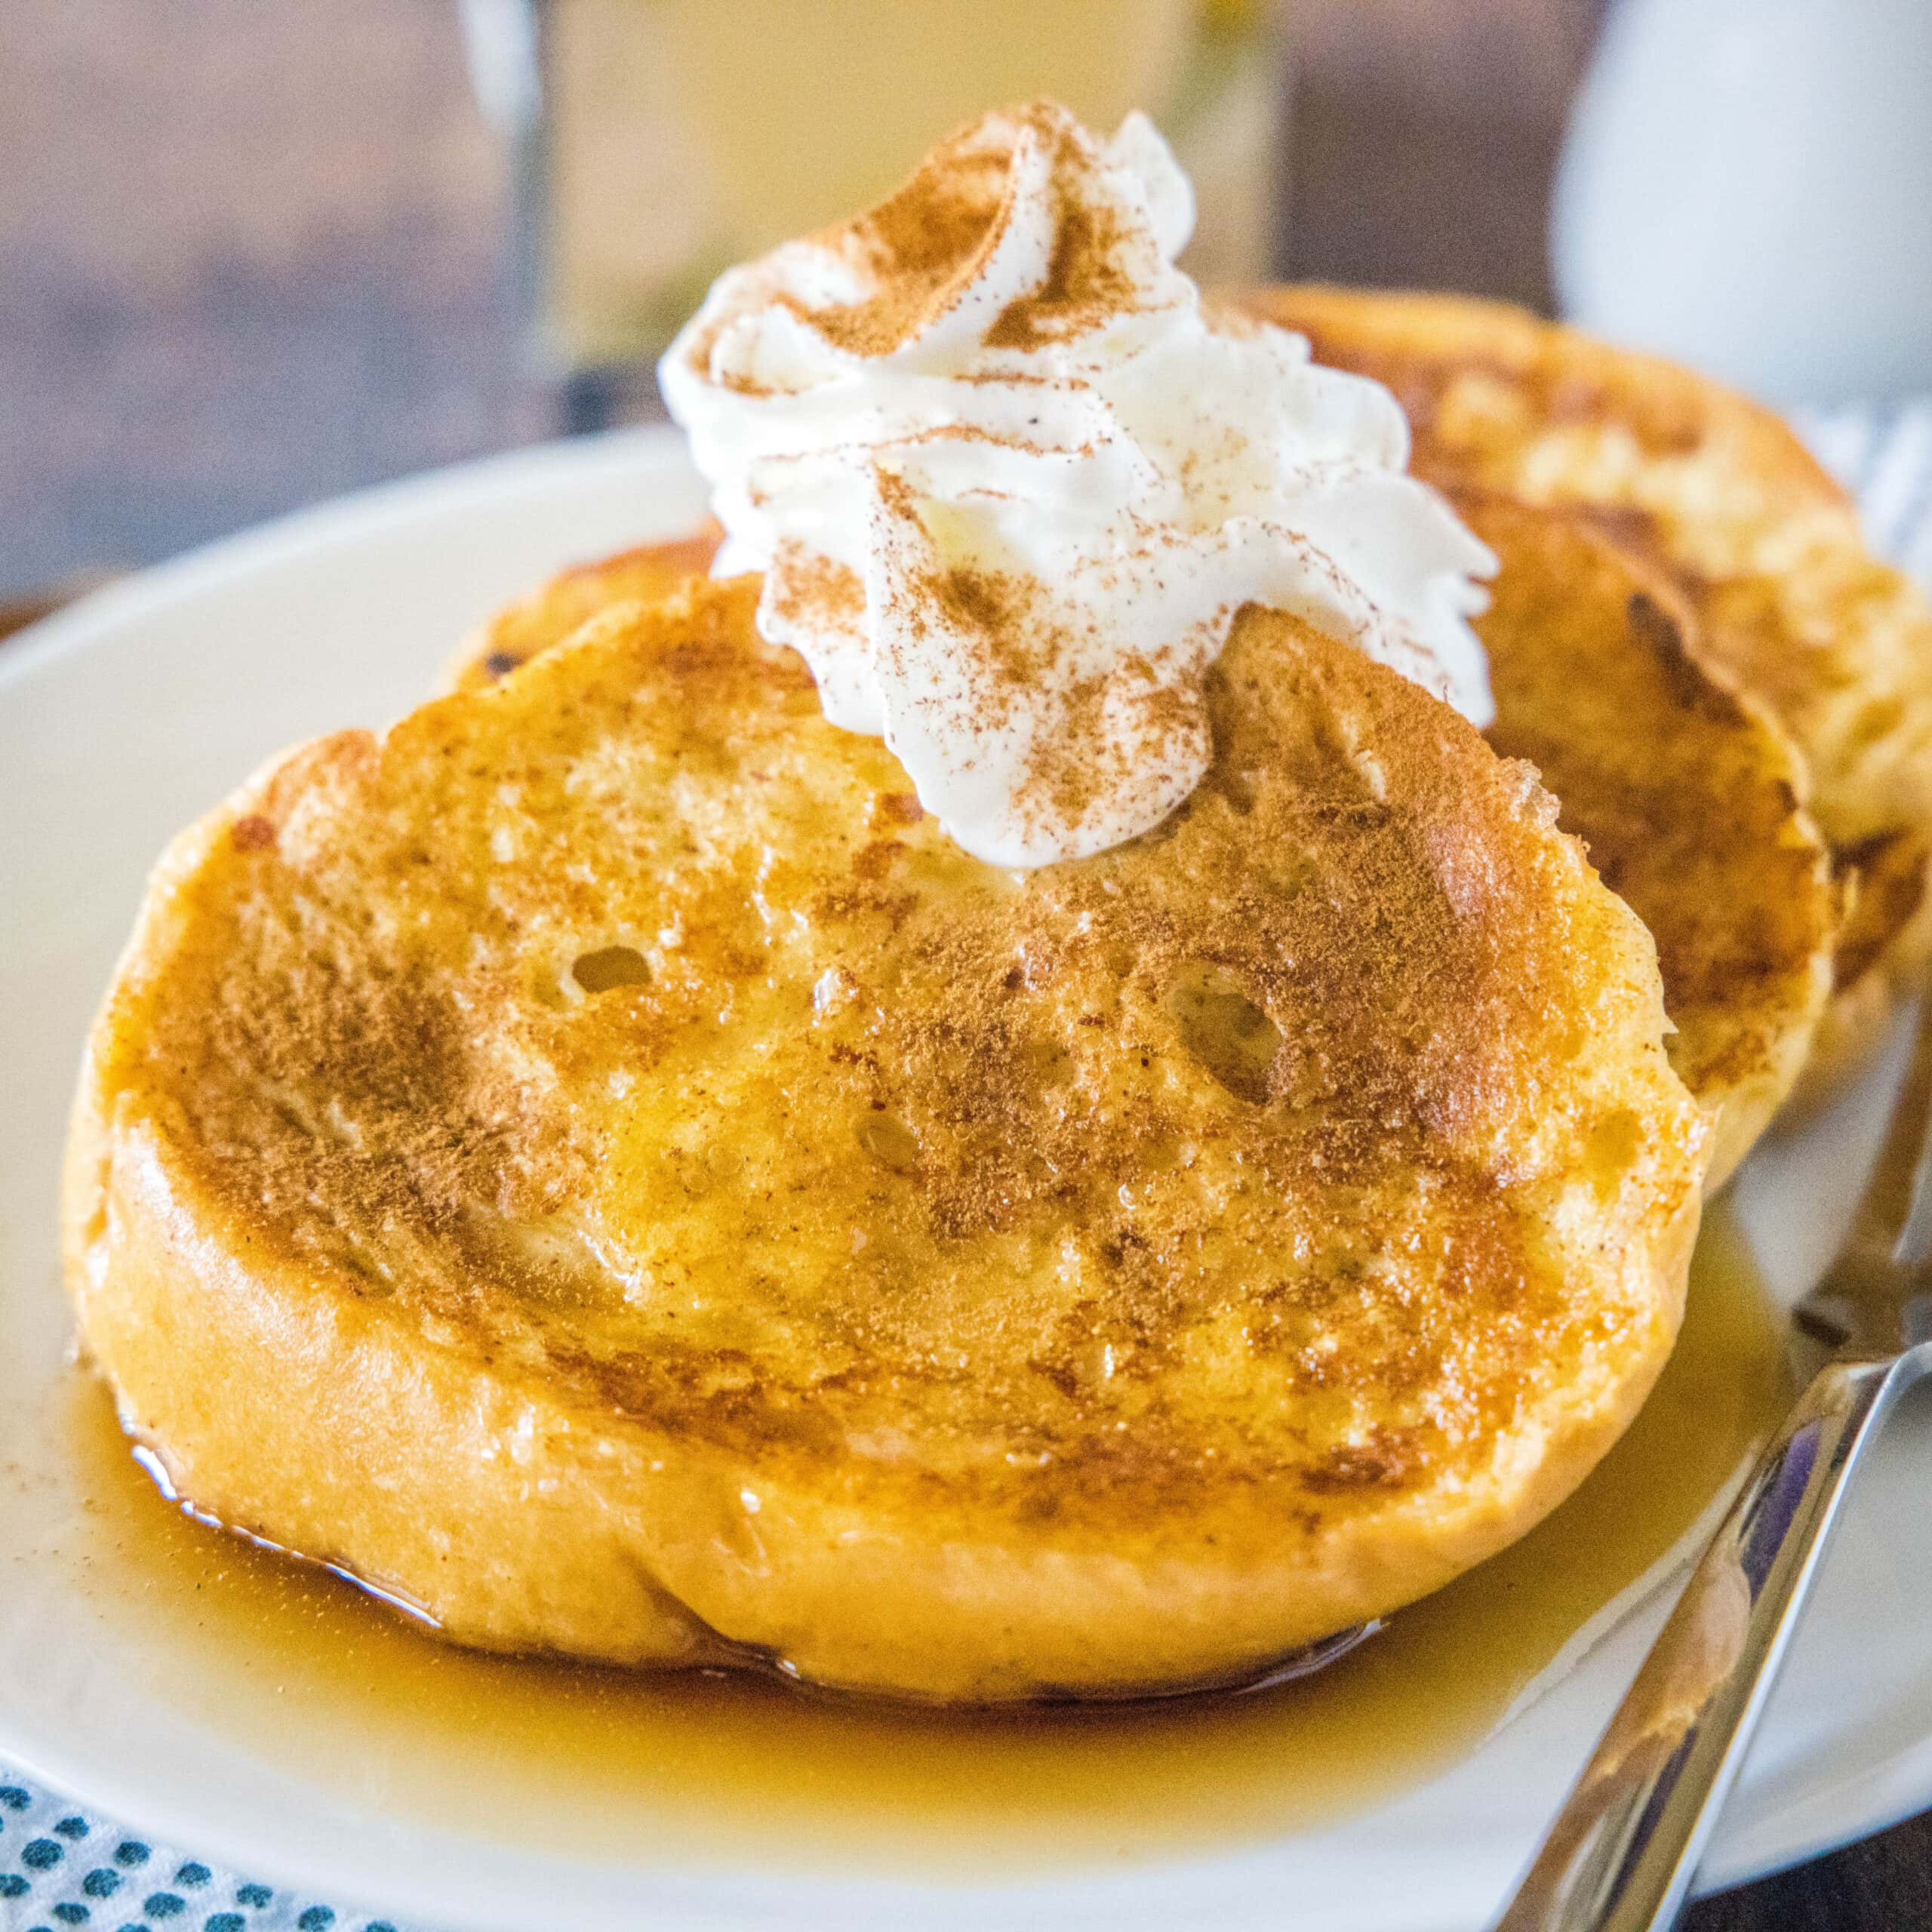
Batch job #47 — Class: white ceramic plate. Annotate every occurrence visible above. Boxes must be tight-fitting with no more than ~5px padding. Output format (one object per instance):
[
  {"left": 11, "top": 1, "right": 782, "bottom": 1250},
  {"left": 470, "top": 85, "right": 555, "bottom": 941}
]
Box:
[{"left": 2, "top": 428, "right": 1930, "bottom": 1932}]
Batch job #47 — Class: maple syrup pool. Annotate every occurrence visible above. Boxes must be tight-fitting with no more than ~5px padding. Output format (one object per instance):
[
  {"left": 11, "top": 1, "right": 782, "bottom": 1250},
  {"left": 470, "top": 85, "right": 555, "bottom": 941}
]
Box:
[{"left": 53, "top": 1210, "right": 1789, "bottom": 1878}]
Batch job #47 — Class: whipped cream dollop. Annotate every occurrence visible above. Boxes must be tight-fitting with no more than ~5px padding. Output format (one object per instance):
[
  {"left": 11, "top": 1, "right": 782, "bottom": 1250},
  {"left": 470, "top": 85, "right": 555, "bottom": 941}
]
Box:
[{"left": 660, "top": 100, "right": 1495, "bottom": 868}]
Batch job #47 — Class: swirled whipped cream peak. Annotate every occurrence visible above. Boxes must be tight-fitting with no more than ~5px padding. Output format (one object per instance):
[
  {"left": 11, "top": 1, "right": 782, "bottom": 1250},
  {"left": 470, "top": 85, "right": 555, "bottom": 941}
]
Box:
[{"left": 660, "top": 100, "right": 1496, "bottom": 868}]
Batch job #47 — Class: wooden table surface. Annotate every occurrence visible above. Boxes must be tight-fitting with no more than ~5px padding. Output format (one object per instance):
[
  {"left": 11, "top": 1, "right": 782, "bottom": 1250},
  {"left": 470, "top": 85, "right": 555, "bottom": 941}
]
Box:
[{"left": 3, "top": 4, "right": 1925, "bottom": 1923}]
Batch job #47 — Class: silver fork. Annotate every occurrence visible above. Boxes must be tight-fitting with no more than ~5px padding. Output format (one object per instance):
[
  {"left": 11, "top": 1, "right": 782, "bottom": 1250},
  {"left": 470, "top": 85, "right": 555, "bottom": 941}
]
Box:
[{"left": 1494, "top": 995, "right": 1932, "bottom": 1930}]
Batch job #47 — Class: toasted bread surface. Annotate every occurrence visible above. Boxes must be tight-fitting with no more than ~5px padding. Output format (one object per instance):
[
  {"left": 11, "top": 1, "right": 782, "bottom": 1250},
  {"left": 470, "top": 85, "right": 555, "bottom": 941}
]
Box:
[
  {"left": 1241, "top": 286, "right": 1932, "bottom": 1100},
  {"left": 455, "top": 507, "right": 1832, "bottom": 1183},
  {"left": 69, "top": 577, "right": 1703, "bottom": 1701},
  {"left": 1461, "top": 497, "right": 1832, "bottom": 1186},
  {"left": 445, "top": 521, "right": 724, "bottom": 693}
]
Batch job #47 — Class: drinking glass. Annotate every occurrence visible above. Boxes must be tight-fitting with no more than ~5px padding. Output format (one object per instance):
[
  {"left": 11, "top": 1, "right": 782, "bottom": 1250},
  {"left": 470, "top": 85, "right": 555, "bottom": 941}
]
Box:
[{"left": 461, "top": 0, "right": 1289, "bottom": 426}]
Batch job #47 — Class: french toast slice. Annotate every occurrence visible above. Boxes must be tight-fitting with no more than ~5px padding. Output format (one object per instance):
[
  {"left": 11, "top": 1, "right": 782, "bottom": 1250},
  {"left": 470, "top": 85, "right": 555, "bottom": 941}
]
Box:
[
  {"left": 1241, "top": 285, "right": 1932, "bottom": 1105},
  {"left": 1461, "top": 497, "right": 1833, "bottom": 1187},
  {"left": 451, "top": 537, "right": 712, "bottom": 688},
  {"left": 69, "top": 575, "right": 1704, "bottom": 1701},
  {"left": 455, "top": 510, "right": 1832, "bottom": 1186},
  {"left": 445, "top": 521, "right": 722, "bottom": 694}
]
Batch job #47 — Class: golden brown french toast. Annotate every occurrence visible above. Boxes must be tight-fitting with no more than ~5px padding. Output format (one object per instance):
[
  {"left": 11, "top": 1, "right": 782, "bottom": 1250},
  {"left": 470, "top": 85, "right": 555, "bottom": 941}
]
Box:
[
  {"left": 1241, "top": 285, "right": 1932, "bottom": 1104},
  {"left": 1462, "top": 497, "right": 1832, "bottom": 1186},
  {"left": 453, "top": 539, "right": 709, "bottom": 687},
  {"left": 67, "top": 576, "right": 1703, "bottom": 1701},
  {"left": 454, "top": 505, "right": 1834, "bottom": 1186},
  {"left": 446, "top": 521, "right": 722, "bottom": 694}
]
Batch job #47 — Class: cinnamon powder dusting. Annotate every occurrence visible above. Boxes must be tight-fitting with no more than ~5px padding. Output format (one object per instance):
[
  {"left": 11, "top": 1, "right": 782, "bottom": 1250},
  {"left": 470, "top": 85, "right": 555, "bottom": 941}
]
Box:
[
  {"left": 781, "top": 115, "right": 1023, "bottom": 361},
  {"left": 894, "top": 540, "right": 1208, "bottom": 851},
  {"left": 759, "top": 101, "right": 1147, "bottom": 366},
  {"left": 986, "top": 191, "right": 1140, "bottom": 352},
  {"left": 916, "top": 563, "right": 1058, "bottom": 731},
  {"left": 766, "top": 543, "right": 865, "bottom": 635},
  {"left": 1016, "top": 665, "right": 1203, "bottom": 844}
]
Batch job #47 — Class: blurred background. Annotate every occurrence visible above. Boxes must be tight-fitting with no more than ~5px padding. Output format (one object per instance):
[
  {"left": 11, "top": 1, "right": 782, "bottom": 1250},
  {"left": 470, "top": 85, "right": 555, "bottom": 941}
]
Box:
[{"left": 5, "top": 0, "right": 1928, "bottom": 602}]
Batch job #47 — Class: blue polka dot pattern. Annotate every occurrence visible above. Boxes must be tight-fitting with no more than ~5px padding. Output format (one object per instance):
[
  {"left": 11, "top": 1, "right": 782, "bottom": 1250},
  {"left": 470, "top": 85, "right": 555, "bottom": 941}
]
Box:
[{"left": 0, "top": 1767, "right": 423, "bottom": 1930}]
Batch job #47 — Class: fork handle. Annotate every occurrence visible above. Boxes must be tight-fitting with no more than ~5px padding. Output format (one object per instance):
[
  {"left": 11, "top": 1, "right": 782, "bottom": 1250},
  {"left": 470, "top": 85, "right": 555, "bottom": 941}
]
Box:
[{"left": 1494, "top": 1350, "right": 1924, "bottom": 1932}]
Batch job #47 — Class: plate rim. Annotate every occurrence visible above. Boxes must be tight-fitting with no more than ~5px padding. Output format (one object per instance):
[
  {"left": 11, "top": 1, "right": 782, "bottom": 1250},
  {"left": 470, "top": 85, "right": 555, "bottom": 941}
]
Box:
[{"left": 0, "top": 426, "right": 690, "bottom": 700}]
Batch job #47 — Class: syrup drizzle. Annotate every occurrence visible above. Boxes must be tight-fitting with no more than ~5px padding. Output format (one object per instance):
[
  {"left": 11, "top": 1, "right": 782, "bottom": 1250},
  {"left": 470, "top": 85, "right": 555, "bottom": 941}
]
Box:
[{"left": 58, "top": 1208, "right": 1789, "bottom": 1878}]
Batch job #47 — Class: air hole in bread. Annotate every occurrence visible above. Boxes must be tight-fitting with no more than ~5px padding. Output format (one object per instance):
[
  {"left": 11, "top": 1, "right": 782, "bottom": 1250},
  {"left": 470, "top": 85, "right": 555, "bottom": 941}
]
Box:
[
  {"left": 1169, "top": 964, "right": 1282, "bottom": 1104},
  {"left": 572, "top": 945, "right": 652, "bottom": 993},
  {"left": 1586, "top": 1108, "right": 1644, "bottom": 1192},
  {"left": 857, "top": 1113, "right": 921, "bottom": 1173}
]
